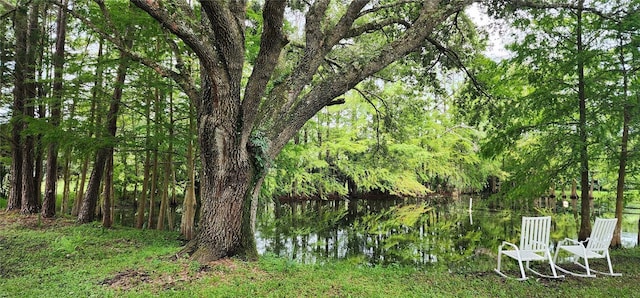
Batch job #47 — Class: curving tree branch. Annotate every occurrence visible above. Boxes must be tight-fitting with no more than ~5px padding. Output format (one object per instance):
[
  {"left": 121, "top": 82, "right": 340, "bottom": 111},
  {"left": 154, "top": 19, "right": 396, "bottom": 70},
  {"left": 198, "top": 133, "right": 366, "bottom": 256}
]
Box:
[{"left": 241, "top": 0, "right": 288, "bottom": 142}]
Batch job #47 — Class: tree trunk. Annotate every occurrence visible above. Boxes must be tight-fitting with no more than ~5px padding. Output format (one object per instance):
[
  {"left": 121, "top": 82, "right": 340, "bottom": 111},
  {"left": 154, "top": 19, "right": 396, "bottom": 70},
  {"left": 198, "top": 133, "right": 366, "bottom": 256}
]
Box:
[
  {"left": 576, "top": 1, "right": 592, "bottom": 241},
  {"left": 611, "top": 33, "right": 632, "bottom": 248},
  {"left": 156, "top": 89, "right": 171, "bottom": 231},
  {"left": 135, "top": 146, "right": 151, "bottom": 229},
  {"left": 180, "top": 104, "right": 197, "bottom": 239},
  {"left": 183, "top": 143, "right": 259, "bottom": 262},
  {"left": 102, "top": 152, "right": 114, "bottom": 228},
  {"left": 158, "top": 93, "right": 175, "bottom": 230},
  {"left": 60, "top": 87, "right": 77, "bottom": 215},
  {"left": 135, "top": 92, "right": 153, "bottom": 229},
  {"left": 181, "top": 67, "right": 259, "bottom": 261},
  {"left": 72, "top": 157, "right": 89, "bottom": 216},
  {"left": 61, "top": 88, "right": 76, "bottom": 215},
  {"left": 78, "top": 45, "right": 130, "bottom": 223},
  {"left": 20, "top": 1, "right": 42, "bottom": 215},
  {"left": 7, "top": 1, "right": 28, "bottom": 212},
  {"left": 157, "top": 155, "right": 171, "bottom": 230},
  {"left": 73, "top": 40, "right": 103, "bottom": 217},
  {"left": 60, "top": 147, "right": 72, "bottom": 214},
  {"left": 167, "top": 90, "right": 176, "bottom": 231},
  {"left": 147, "top": 143, "right": 159, "bottom": 229},
  {"left": 42, "top": 0, "right": 68, "bottom": 218},
  {"left": 129, "top": 0, "right": 475, "bottom": 262}
]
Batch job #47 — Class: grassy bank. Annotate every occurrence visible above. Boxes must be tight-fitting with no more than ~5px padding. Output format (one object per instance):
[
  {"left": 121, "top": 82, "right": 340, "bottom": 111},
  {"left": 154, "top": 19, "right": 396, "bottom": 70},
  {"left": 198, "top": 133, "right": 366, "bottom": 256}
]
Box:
[{"left": 1, "top": 211, "right": 639, "bottom": 297}]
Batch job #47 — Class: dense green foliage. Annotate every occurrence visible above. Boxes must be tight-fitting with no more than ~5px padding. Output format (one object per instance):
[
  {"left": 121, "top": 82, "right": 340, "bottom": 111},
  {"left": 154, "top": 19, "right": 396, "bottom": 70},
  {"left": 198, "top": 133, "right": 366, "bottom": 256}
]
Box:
[
  {"left": 458, "top": 0, "right": 640, "bottom": 203},
  {"left": 0, "top": 1, "right": 502, "bottom": 223},
  {"left": 262, "top": 79, "right": 502, "bottom": 200}
]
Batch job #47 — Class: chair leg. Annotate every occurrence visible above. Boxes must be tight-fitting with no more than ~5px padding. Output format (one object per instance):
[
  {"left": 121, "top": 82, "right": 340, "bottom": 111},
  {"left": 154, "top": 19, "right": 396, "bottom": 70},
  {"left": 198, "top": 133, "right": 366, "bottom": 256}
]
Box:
[
  {"left": 546, "top": 251, "right": 559, "bottom": 278},
  {"left": 583, "top": 257, "right": 591, "bottom": 276},
  {"left": 517, "top": 259, "right": 527, "bottom": 280},
  {"left": 605, "top": 252, "right": 614, "bottom": 275},
  {"left": 605, "top": 251, "right": 622, "bottom": 277}
]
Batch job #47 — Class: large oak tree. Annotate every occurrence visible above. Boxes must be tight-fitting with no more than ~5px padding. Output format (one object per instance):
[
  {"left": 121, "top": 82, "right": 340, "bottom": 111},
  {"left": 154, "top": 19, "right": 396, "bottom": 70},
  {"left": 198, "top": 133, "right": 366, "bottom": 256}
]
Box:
[{"left": 77, "top": 0, "right": 480, "bottom": 262}]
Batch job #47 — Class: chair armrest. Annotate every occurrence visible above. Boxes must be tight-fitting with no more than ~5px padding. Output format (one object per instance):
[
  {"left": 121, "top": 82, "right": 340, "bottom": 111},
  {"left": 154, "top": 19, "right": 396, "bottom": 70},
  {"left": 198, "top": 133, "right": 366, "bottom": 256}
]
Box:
[
  {"left": 558, "top": 237, "right": 587, "bottom": 247},
  {"left": 499, "top": 241, "right": 519, "bottom": 251}
]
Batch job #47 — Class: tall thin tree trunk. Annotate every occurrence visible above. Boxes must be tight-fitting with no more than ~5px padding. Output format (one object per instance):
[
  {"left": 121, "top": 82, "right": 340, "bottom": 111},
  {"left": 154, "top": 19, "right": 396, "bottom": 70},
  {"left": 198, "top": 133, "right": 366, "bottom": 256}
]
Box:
[
  {"left": 158, "top": 95, "right": 175, "bottom": 230},
  {"left": 157, "top": 157, "right": 170, "bottom": 230},
  {"left": 135, "top": 94, "right": 152, "bottom": 229},
  {"left": 135, "top": 147, "right": 151, "bottom": 228},
  {"left": 576, "top": 1, "right": 592, "bottom": 241},
  {"left": 73, "top": 39, "right": 104, "bottom": 217},
  {"left": 72, "top": 157, "right": 89, "bottom": 216},
  {"left": 167, "top": 91, "right": 176, "bottom": 231},
  {"left": 611, "top": 33, "right": 631, "bottom": 248},
  {"left": 147, "top": 143, "right": 159, "bottom": 229},
  {"left": 60, "top": 146, "right": 72, "bottom": 214},
  {"left": 102, "top": 152, "right": 114, "bottom": 228},
  {"left": 7, "top": 1, "right": 28, "bottom": 212},
  {"left": 156, "top": 89, "right": 170, "bottom": 230},
  {"left": 118, "top": 122, "right": 129, "bottom": 226},
  {"left": 20, "top": 1, "right": 42, "bottom": 214},
  {"left": 61, "top": 90, "right": 78, "bottom": 215},
  {"left": 180, "top": 103, "right": 197, "bottom": 239},
  {"left": 147, "top": 88, "right": 161, "bottom": 229},
  {"left": 78, "top": 41, "right": 131, "bottom": 223},
  {"left": 42, "top": 0, "right": 68, "bottom": 218}
]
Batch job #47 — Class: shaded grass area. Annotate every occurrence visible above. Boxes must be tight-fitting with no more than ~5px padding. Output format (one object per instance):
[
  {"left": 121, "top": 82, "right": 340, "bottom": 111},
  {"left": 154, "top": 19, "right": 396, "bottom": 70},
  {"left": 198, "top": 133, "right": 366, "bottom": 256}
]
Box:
[{"left": 1, "top": 211, "right": 640, "bottom": 297}]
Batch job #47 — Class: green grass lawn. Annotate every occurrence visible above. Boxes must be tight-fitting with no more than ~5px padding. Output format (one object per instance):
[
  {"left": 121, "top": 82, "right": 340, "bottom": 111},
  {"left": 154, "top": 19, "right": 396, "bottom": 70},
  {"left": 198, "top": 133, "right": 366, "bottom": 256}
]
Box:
[{"left": 1, "top": 211, "right": 639, "bottom": 297}]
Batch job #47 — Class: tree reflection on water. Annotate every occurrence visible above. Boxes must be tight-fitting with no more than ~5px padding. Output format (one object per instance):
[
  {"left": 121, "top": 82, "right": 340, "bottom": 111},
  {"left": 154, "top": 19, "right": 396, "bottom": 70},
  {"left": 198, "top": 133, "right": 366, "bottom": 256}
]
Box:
[{"left": 255, "top": 196, "right": 637, "bottom": 266}]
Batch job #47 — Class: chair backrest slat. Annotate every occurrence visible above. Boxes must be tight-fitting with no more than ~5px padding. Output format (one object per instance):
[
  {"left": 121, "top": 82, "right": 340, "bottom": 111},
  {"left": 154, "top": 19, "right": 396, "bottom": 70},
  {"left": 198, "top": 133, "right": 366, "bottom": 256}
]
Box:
[
  {"left": 587, "top": 218, "right": 617, "bottom": 250},
  {"left": 520, "top": 216, "right": 551, "bottom": 251}
]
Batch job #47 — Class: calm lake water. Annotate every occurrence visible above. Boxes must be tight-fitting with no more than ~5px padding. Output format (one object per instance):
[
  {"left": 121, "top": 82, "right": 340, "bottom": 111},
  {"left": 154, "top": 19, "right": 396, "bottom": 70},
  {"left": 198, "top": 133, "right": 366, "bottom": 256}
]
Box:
[{"left": 255, "top": 196, "right": 639, "bottom": 266}]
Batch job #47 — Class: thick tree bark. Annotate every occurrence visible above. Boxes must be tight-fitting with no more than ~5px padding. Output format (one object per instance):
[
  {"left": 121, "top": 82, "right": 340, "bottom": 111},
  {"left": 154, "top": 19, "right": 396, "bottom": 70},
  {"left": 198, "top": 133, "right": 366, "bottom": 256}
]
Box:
[
  {"left": 42, "top": 0, "right": 68, "bottom": 218},
  {"left": 7, "top": 1, "right": 28, "bottom": 212},
  {"left": 20, "top": 1, "right": 41, "bottom": 215}
]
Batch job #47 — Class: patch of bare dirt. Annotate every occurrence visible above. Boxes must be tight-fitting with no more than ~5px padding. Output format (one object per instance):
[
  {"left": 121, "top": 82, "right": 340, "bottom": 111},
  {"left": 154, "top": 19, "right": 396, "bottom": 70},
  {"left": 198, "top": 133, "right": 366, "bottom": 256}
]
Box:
[
  {"left": 100, "top": 258, "right": 246, "bottom": 291},
  {"left": 100, "top": 269, "right": 151, "bottom": 289}
]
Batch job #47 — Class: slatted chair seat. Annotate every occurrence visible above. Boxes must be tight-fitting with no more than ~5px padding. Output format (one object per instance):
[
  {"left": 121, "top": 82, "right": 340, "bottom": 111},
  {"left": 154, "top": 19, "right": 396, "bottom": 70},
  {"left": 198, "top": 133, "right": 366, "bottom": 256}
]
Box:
[
  {"left": 553, "top": 218, "right": 621, "bottom": 277},
  {"left": 495, "top": 216, "right": 563, "bottom": 280},
  {"left": 558, "top": 246, "right": 606, "bottom": 259},
  {"left": 501, "top": 250, "right": 548, "bottom": 261}
]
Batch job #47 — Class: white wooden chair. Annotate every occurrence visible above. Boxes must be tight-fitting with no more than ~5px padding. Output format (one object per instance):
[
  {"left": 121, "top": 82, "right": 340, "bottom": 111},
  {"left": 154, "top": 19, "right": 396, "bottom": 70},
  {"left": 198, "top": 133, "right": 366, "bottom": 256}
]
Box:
[
  {"left": 553, "top": 217, "right": 621, "bottom": 277},
  {"left": 495, "top": 216, "right": 562, "bottom": 280}
]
